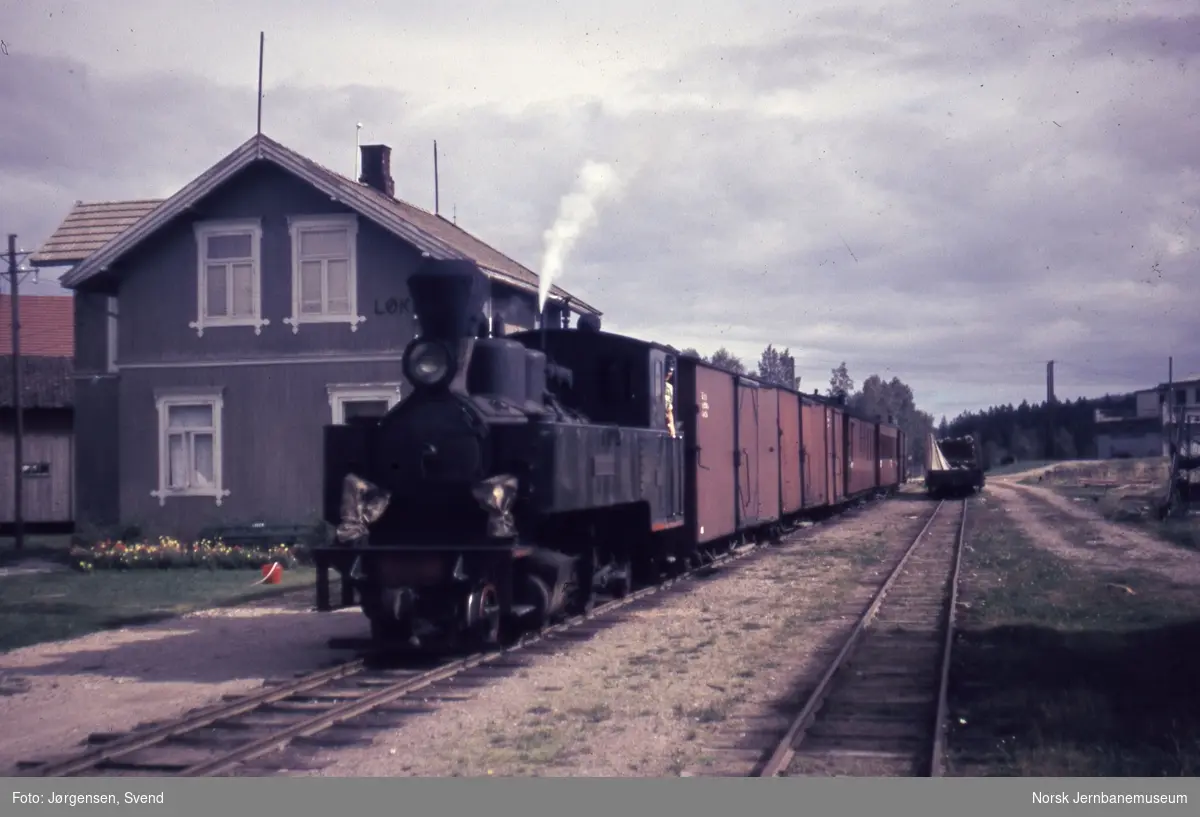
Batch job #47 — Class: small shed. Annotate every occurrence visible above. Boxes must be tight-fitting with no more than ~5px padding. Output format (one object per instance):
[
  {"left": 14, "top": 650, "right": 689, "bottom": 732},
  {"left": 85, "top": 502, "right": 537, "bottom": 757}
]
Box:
[{"left": 0, "top": 294, "right": 75, "bottom": 531}]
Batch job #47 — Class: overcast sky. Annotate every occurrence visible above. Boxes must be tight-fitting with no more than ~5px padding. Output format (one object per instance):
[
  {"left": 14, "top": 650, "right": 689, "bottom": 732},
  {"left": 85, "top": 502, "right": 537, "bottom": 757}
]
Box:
[{"left": 2, "top": 0, "right": 1196, "bottom": 420}]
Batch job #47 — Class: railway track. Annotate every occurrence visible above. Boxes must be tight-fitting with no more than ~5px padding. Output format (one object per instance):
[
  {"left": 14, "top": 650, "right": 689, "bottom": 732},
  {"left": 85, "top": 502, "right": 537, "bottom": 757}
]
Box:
[
  {"left": 751, "top": 497, "right": 968, "bottom": 777},
  {"left": 18, "top": 504, "right": 877, "bottom": 779}
]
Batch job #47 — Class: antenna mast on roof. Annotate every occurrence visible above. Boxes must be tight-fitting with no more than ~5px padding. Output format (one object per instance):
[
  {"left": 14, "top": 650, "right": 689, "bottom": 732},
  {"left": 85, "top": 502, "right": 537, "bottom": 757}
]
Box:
[
  {"left": 256, "top": 32, "right": 264, "bottom": 135},
  {"left": 434, "top": 141, "right": 440, "bottom": 216},
  {"left": 355, "top": 123, "right": 363, "bottom": 179}
]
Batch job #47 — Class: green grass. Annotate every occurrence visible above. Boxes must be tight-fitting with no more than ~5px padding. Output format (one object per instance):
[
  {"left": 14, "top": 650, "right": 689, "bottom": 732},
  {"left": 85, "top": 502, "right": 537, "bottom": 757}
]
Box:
[
  {"left": 0, "top": 566, "right": 316, "bottom": 653},
  {"left": 1035, "top": 482, "right": 1200, "bottom": 554},
  {"left": 949, "top": 501, "right": 1200, "bottom": 776},
  {"left": 0, "top": 535, "right": 74, "bottom": 567}
]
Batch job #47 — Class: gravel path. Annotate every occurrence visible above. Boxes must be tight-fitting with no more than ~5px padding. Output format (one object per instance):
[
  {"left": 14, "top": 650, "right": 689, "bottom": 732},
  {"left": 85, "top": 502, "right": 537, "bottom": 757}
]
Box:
[
  {"left": 298, "top": 496, "right": 932, "bottom": 778},
  {"left": 985, "top": 481, "right": 1200, "bottom": 584},
  {"left": 0, "top": 591, "right": 366, "bottom": 772}
]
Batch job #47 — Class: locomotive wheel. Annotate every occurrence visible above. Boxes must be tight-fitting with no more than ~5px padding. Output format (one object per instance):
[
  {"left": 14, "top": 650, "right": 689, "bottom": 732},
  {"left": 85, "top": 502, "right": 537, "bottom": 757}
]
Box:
[
  {"left": 568, "top": 548, "right": 597, "bottom": 616},
  {"left": 608, "top": 560, "right": 632, "bottom": 599},
  {"left": 466, "top": 582, "right": 502, "bottom": 646},
  {"left": 521, "top": 573, "right": 553, "bottom": 629}
]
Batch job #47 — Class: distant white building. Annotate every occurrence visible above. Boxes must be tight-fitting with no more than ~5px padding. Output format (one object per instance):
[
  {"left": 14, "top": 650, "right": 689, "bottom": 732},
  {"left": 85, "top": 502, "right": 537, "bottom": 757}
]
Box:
[
  {"left": 1159, "top": 375, "right": 1200, "bottom": 457},
  {"left": 1093, "top": 379, "right": 1193, "bottom": 459}
]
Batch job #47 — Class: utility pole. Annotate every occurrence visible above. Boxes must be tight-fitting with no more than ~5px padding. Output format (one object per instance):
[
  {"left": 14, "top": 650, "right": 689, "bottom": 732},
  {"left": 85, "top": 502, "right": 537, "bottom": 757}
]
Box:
[
  {"left": 1167, "top": 356, "right": 1175, "bottom": 454},
  {"left": 7, "top": 234, "right": 23, "bottom": 551},
  {"left": 1045, "top": 360, "right": 1056, "bottom": 460},
  {"left": 433, "top": 140, "right": 440, "bottom": 216}
]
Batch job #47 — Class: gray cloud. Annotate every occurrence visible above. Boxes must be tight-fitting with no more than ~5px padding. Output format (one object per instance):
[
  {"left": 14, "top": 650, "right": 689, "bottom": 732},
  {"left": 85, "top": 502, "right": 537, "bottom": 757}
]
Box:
[{"left": 2, "top": 1, "right": 1196, "bottom": 421}]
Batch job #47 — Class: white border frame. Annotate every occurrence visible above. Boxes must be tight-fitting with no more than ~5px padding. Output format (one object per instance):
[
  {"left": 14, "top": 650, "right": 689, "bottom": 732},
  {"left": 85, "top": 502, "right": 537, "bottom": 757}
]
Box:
[
  {"left": 284, "top": 214, "right": 366, "bottom": 333},
  {"left": 326, "top": 382, "right": 403, "bottom": 424},
  {"left": 150, "top": 387, "right": 231, "bottom": 506},
  {"left": 189, "top": 218, "right": 268, "bottom": 337}
]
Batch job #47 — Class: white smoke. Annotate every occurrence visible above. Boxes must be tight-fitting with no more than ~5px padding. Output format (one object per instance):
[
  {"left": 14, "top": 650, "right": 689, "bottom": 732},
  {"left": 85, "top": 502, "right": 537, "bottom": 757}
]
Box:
[{"left": 538, "top": 160, "right": 623, "bottom": 315}]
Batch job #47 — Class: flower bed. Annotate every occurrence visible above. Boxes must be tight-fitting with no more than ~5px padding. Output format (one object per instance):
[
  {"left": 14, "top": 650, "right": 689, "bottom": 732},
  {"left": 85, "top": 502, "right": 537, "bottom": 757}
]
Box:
[{"left": 68, "top": 537, "right": 301, "bottom": 573}]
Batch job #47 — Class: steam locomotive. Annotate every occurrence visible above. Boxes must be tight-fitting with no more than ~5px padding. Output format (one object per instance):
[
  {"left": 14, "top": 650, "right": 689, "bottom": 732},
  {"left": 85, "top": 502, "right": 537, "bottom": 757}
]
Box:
[{"left": 313, "top": 257, "right": 906, "bottom": 649}]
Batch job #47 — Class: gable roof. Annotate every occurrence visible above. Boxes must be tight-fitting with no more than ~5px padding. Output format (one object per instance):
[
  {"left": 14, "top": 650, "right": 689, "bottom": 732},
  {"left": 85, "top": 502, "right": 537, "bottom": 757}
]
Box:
[
  {"left": 46, "top": 133, "right": 599, "bottom": 315},
  {"left": 0, "top": 294, "right": 74, "bottom": 357},
  {"left": 30, "top": 200, "right": 164, "bottom": 268}
]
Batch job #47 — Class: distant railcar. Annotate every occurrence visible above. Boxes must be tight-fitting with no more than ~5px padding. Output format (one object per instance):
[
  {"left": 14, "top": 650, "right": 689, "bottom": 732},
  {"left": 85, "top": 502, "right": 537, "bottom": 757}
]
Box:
[{"left": 924, "top": 434, "right": 985, "bottom": 497}]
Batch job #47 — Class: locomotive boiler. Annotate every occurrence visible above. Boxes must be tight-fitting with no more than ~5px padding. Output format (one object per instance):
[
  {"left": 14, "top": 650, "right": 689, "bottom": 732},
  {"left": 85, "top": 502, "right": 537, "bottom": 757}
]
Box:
[{"left": 316, "top": 258, "right": 683, "bottom": 648}]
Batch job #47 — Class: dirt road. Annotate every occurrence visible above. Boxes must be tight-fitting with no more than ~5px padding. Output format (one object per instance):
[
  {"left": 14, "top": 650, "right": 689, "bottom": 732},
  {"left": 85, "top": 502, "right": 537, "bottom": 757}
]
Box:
[{"left": 984, "top": 474, "right": 1200, "bottom": 586}]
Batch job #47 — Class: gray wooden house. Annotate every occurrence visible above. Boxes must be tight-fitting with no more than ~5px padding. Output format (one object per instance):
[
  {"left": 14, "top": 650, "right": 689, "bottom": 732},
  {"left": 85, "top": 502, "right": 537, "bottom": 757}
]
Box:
[{"left": 32, "top": 134, "right": 600, "bottom": 540}]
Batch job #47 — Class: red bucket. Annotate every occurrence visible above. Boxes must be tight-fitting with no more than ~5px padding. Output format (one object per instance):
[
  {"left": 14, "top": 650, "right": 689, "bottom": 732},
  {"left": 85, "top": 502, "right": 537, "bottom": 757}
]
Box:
[{"left": 261, "top": 562, "right": 283, "bottom": 584}]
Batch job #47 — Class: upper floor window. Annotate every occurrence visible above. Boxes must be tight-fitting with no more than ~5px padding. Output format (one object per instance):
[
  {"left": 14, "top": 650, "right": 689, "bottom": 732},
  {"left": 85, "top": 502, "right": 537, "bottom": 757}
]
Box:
[
  {"left": 284, "top": 214, "right": 365, "bottom": 333},
  {"left": 189, "top": 219, "right": 268, "bottom": 337}
]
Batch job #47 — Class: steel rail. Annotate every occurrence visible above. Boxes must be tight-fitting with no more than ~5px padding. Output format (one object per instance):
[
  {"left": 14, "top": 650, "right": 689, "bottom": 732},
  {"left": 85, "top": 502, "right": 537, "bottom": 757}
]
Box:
[
  {"left": 929, "top": 497, "right": 967, "bottom": 777},
  {"left": 756, "top": 498, "right": 966, "bottom": 777}
]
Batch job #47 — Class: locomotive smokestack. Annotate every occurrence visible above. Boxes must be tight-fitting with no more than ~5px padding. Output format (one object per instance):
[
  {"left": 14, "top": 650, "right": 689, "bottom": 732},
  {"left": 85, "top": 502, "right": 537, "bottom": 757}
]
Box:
[{"left": 407, "top": 258, "right": 490, "bottom": 342}]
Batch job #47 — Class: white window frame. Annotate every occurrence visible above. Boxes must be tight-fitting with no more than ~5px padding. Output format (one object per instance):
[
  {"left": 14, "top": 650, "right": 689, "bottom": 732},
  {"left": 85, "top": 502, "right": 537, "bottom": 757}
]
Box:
[
  {"left": 327, "top": 382, "right": 403, "bottom": 424},
  {"left": 106, "top": 296, "right": 118, "bottom": 373},
  {"left": 150, "top": 388, "right": 230, "bottom": 507},
  {"left": 284, "top": 214, "right": 365, "bottom": 333},
  {"left": 189, "top": 219, "right": 268, "bottom": 337}
]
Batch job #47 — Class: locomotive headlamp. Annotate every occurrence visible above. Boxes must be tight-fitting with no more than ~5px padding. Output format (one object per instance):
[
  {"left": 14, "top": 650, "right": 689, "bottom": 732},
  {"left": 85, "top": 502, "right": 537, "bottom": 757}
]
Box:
[
  {"left": 403, "top": 339, "right": 453, "bottom": 388},
  {"left": 472, "top": 474, "right": 519, "bottom": 538}
]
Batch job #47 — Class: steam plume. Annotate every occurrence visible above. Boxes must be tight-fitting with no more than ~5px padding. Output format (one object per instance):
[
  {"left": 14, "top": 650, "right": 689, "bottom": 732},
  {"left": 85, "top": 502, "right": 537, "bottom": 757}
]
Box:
[{"left": 538, "top": 160, "right": 622, "bottom": 314}]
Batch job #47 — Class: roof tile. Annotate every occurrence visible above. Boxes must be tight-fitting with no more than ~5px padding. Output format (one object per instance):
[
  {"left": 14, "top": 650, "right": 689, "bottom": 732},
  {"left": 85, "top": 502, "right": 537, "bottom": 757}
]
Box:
[
  {"left": 31, "top": 200, "right": 164, "bottom": 267},
  {"left": 0, "top": 294, "right": 74, "bottom": 357}
]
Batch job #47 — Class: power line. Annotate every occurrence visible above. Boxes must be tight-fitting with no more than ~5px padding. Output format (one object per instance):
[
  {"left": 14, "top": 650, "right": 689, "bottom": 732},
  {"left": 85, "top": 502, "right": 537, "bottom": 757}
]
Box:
[{"left": 5, "top": 235, "right": 36, "bottom": 553}]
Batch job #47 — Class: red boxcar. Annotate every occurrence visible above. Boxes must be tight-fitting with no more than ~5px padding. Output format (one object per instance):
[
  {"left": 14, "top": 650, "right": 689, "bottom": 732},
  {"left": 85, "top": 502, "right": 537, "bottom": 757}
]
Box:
[
  {"left": 800, "top": 396, "right": 829, "bottom": 508},
  {"left": 778, "top": 390, "right": 803, "bottom": 514},
  {"left": 757, "top": 385, "right": 781, "bottom": 524},
  {"left": 735, "top": 378, "right": 760, "bottom": 528},
  {"left": 846, "top": 414, "right": 878, "bottom": 496},
  {"left": 675, "top": 352, "right": 907, "bottom": 558},
  {"left": 828, "top": 404, "right": 846, "bottom": 505},
  {"left": 877, "top": 424, "right": 900, "bottom": 488},
  {"left": 684, "top": 362, "right": 738, "bottom": 544}
]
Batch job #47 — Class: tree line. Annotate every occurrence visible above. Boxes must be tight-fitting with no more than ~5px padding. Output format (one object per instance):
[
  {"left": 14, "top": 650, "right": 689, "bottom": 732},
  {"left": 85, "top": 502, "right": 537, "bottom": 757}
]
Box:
[
  {"left": 677, "top": 346, "right": 936, "bottom": 468},
  {"left": 939, "top": 392, "right": 1139, "bottom": 469}
]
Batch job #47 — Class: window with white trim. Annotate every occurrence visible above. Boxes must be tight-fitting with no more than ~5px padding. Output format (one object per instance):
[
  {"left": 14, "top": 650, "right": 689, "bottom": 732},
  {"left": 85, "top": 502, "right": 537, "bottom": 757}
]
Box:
[
  {"left": 285, "top": 214, "right": 365, "bottom": 333},
  {"left": 189, "top": 219, "right": 267, "bottom": 337},
  {"left": 327, "top": 383, "right": 403, "bottom": 424},
  {"left": 151, "top": 389, "right": 230, "bottom": 506}
]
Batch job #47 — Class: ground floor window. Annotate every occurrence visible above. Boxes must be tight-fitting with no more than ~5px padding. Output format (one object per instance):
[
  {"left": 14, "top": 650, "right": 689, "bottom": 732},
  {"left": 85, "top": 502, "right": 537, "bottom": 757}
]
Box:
[
  {"left": 151, "top": 388, "right": 230, "bottom": 506},
  {"left": 326, "top": 383, "right": 403, "bottom": 424}
]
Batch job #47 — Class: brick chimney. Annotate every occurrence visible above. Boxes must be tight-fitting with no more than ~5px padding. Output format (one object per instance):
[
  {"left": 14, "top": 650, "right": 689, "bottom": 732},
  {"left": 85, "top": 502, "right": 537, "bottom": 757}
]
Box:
[{"left": 359, "top": 144, "right": 394, "bottom": 197}]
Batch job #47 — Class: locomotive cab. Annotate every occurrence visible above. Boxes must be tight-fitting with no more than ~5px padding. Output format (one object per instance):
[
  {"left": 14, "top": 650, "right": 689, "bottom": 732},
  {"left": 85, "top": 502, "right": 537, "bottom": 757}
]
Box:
[{"left": 506, "top": 323, "right": 681, "bottom": 439}]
